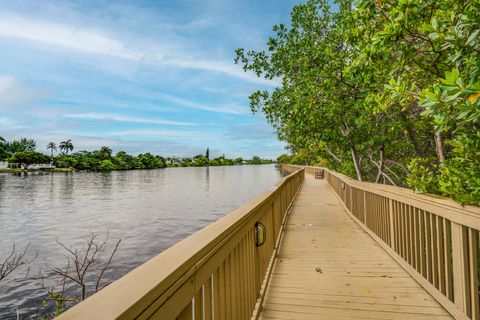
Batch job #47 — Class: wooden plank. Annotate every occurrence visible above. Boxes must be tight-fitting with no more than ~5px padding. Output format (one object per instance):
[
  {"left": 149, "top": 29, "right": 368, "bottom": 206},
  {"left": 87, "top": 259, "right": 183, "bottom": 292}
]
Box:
[
  {"left": 413, "top": 208, "right": 420, "bottom": 272},
  {"left": 213, "top": 268, "right": 220, "bottom": 320},
  {"left": 419, "top": 209, "right": 426, "bottom": 278},
  {"left": 432, "top": 214, "right": 439, "bottom": 289},
  {"left": 452, "top": 222, "right": 469, "bottom": 313},
  {"left": 468, "top": 229, "right": 479, "bottom": 320},
  {"left": 194, "top": 287, "right": 203, "bottom": 320},
  {"left": 437, "top": 216, "right": 446, "bottom": 294},
  {"left": 204, "top": 276, "right": 213, "bottom": 320},
  {"left": 389, "top": 198, "right": 395, "bottom": 249},
  {"left": 444, "top": 220, "right": 453, "bottom": 301},
  {"left": 425, "top": 212, "right": 433, "bottom": 283}
]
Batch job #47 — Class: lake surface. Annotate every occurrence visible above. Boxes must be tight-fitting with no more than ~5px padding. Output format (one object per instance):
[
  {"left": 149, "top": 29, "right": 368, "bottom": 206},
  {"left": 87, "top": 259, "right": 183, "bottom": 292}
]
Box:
[{"left": 0, "top": 164, "right": 282, "bottom": 319}]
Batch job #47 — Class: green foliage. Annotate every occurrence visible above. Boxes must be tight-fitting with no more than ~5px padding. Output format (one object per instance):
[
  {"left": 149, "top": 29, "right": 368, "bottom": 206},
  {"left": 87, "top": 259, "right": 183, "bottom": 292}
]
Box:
[
  {"left": 54, "top": 156, "right": 78, "bottom": 169},
  {"left": 1, "top": 137, "right": 273, "bottom": 172},
  {"left": 250, "top": 156, "right": 262, "bottom": 165},
  {"left": 237, "top": 0, "right": 480, "bottom": 204},
  {"left": 54, "top": 149, "right": 167, "bottom": 171},
  {"left": 99, "top": 160, "right": 116, "bottom": 172},
  {"left": 136, "top": 153, "right": 166, "bottom": 169},
  {"left": 112, "top": 151, "right": 137, "bottom": 170},
  {"left": 276, "top": 154, "right": 291, "bottom": 164},
  {"left": 406, "top": 158, "right": 440, "bottom": 194},
  {"left": 7, "top": 151, "right": 50, "bottom": 167},
  {"left": 59, "top": 139, "right": 74, "bottom": 155},
  {"left": 166, "top": 155, "right": 270, "bottom": 167},
  {"left": 0, "top": 137, "right": 37, "bottom": 160},
  {"left": 46, "top": 141, "right": 57, "bottom": 158},
  {"left": 438, "top": 136, "right": 480, "bottom": 205}
]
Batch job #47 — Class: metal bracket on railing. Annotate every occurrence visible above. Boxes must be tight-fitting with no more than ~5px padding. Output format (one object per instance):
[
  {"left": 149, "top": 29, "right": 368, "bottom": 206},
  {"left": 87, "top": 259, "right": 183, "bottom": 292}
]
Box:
[{"left": 255, "top": 222, "right": 266, "bottom": 247}]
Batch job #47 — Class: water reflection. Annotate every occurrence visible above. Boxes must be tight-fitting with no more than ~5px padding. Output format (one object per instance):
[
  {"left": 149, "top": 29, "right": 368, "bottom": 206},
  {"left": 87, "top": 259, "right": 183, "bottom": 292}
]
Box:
[{"left": 0, "top": 164, "right": 281, "bottom": 319}]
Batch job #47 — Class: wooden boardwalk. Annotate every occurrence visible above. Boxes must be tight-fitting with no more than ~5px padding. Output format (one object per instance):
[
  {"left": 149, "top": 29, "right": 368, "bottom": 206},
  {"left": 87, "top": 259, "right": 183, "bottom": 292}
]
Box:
[{"left": 259, "top": 175, "right": 453, "bottom": 320}]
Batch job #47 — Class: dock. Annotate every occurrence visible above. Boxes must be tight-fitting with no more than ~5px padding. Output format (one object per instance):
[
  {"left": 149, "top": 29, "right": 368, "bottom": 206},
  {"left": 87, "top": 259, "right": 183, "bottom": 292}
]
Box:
[
  {"left": 259, "top": 174, "right": 452, "bottom": 319},
  {"left": 58, "top": 165, "right": 480, "bottom": 320}
]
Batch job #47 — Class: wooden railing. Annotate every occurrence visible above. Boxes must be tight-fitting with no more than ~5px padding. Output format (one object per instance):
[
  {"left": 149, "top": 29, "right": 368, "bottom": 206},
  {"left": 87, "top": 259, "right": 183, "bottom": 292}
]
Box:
[
  {"left": 283, "top": 164, "right": 480, "bottom": 320},
  {"left": 58, "top": 168, "right": 304, "bottom": 320}
]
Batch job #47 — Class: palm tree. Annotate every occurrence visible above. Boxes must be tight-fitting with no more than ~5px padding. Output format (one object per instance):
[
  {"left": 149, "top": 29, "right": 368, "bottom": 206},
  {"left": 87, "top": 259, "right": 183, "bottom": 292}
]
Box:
[
  {"left": 0, "top": 137, "right": 6, "bottom": 160},
  {"left": 46, "top": 141, "right": 57, "bottom": 158},
  {"left": 59, "top": 139, "right": 74, "bottom": 155}
]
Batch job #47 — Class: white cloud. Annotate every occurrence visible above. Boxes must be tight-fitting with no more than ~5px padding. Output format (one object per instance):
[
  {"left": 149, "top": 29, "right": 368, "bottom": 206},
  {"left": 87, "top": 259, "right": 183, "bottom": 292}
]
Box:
[
  {"left": 156, "top": 57, "right": 278, "bottom": 86},
  {"left": 0, "top": 14, "right": 277, "bottom": 86},
  {"left": 224, "top": 123, "right": 277, "bottom": 140},
  {"left": 0, "top": 15, "right": 140, "bottom": 60},
  {"left": 0, "top": 75, "right": 16, "bottom": 92},
  {"left": 63, "top": 113, "right": 196, "bottom": 126},
  {"left": 0, "top": 75, "right": 49, "bottom": 109},
  {"left": 107, "top": 129, "right": 218, "bottom": 140},
  {"left": 155, "top": 93, "right": 248, "bottom": 115},
  {"left": 0, "top": 116, "right": 20, "bottom": 128}
]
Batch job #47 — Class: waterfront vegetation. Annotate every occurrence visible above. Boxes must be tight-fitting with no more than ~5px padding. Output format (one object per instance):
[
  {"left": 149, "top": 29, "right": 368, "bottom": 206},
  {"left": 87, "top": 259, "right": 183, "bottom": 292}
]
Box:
[
  {"left": 0, "top": 137, "right": 273, "bottom": 172},
  {"left": 236, "top": 0, "right": 480, "bottom": 205}
]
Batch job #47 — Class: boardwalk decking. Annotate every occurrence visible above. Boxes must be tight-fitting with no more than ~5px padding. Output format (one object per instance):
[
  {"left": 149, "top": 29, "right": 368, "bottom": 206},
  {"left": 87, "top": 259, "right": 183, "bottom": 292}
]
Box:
[{"left": 259, "top": 175, "right": 453, "bottom": 320}]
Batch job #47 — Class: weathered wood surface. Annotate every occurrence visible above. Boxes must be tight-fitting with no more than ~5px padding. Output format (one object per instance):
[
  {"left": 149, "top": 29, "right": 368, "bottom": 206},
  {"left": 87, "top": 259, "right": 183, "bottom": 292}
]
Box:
[{"left": 259, "top": 175, "right": 453, "bottom": 320}]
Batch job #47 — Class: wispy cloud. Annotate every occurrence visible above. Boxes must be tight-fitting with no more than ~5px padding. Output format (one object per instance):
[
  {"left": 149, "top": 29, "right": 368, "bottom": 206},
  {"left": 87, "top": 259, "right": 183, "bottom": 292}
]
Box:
[
  {"left": 107, "top": 129, "right": 218, "bottom": 140},
  {"left": 0, "top": 75, "right": 16, "bottom": 92},
  {"left": 223, "top": 123, "right": 277, "bottom": 140},
  {"left": 0, "top": 13, "right": 276, "bottom": 86},
  {"left": 0, "top": 75, "right": 49, "bottom": 109},
  {"left": 0, "top": 116, "right": 20, "bottom": 128},
  {"left": 0, "top": 15, "right": 139, "bottom": 60},
  {"left": 63, "top": 113, "right": 196, "bottom": 126},
  {"left": 155, "top": 93, "right": 248, "bottom": 115}
]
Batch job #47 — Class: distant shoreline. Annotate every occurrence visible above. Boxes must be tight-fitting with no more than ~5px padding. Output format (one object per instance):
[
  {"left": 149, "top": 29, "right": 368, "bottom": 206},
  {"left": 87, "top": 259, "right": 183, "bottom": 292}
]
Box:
[{"left": 0, "top": 163, "right": 277, "bottom": 174}]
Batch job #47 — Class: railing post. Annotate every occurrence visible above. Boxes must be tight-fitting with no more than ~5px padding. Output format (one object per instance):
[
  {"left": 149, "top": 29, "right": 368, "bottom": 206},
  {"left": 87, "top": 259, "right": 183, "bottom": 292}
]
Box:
[
  {"left": 388, "top": 198, "right": 395, "bottom": 249},
  {"left": 451, "top": 222, "right": 469, "bottom": 313},
  {"left": 363, "top": 191, "right": 367, "bottom": 225},
  {"left": 349, "top": 186, "right": 353, "bottom": 213}
]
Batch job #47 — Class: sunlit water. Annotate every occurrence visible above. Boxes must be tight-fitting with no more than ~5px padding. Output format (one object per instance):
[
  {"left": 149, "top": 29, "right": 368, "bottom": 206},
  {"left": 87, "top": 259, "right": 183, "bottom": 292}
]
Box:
[{"left": 0, "top": 164, "right": 282, "bottom": 319}]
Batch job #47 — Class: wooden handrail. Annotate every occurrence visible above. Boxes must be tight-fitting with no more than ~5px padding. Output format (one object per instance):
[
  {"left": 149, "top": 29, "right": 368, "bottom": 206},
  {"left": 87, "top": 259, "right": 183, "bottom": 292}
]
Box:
[
  {"left": 282, "top": 164, "right": 480, "bottom": 320},
  {"left": 58, "top": 168, "right": 305, "bottom": 320}
]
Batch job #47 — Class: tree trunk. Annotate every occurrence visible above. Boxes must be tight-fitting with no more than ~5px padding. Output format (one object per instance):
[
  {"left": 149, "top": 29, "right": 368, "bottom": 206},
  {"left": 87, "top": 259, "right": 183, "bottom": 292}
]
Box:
[
  {"left": 434, "top": 130, "right": 445, "bottom": 165},
  {"left": 325, "top": 146, "right": 343, "bottom": 164},
  {"left": 375, "top": 144, "right": 385, "bottom": 183},
  {"left": 401, "top": 111, "right": 427, "bottom": 158},
  {"left": 350, "top": 144, "right": 363, "bottom": 181}
]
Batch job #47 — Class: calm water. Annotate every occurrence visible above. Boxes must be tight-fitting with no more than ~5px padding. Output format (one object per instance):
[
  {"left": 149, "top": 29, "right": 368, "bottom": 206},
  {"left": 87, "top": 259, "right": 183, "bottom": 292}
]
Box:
[{"left": 0, "top": 164, "right": 282, "bottom": 319}]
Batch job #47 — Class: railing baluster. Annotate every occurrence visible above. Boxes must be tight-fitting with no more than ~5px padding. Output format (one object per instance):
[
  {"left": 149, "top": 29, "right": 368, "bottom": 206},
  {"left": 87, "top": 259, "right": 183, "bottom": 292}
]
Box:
[
  {"left": 468, "top": 228, "right": 479, "bottom": 320},
  {"left": 213, "top": 268, "right": 220, "bottom": 320},
  {"left": 389, "top": 198, "right": 395, "bottom": 249},
  {"left": 413, "top": 207, "right": 419, "bottom": 272},
  {"left": 452, "top": 222, "right": 470, "bottom": 313},
  {"left": 437, "top": 216, "right": 445, "bottom": 293},
  {"left": 432, "top": 214, "right": 439, "bottom": 288},
  {"left": 204, "top": 276, "right": 213, "bottom": 320},
  {"left": 194, "top": 287, "right": 203, "bottom": 320},
  {"left": 444, "top": 219, "right": 453, "bottom": 301}
]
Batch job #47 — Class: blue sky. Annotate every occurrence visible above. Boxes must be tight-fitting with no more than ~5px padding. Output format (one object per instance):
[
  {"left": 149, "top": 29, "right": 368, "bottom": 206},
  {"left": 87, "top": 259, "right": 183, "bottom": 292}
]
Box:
[{"left": 0, "top": 0, "right": 301, "bottom": 158}]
